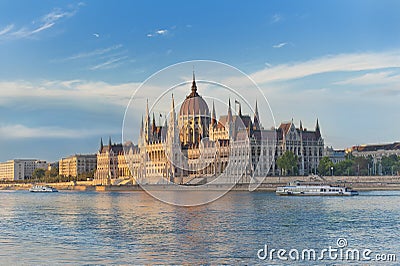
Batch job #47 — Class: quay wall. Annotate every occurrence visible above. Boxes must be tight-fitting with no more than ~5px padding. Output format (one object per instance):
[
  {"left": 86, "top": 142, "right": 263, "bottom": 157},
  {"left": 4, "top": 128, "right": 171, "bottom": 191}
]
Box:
[{"left": 1, "top": 176, "right": 399, "bottom": 191}]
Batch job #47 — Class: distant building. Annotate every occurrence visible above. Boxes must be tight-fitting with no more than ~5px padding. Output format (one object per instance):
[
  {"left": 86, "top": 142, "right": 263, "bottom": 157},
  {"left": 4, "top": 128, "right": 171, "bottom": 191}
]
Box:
[
  {"left": 275, "top": 120, "right": 324, "bottom": 175},
  {"left": 350, "top": 142, "right": 400, "bottom": 160},
  {"left": 47, "top": 161, "right": 59, "bottom": 171},
  {"left": 93, "top": 138, "right": 129, "bottom": 185},
  {"left": 349, "top": 142, "right": 400, "bottom": 175},
  {"left": 0, "top": 159, "right": 47, "bottom": 181},
  {"left": 59, "top": 154, "right": 97, "bottom": 178},
  {"left": 324, "top": 146, "right": 346, "bottom": 164}
]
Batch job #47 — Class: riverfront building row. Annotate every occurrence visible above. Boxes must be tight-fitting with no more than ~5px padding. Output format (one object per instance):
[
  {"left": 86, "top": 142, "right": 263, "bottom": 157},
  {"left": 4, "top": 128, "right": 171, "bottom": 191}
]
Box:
[
  {"left": 58, "top": 154, "right": 97, "bottom": 178},
  {"left": 0, "top": 159, "right": 47, "bottom": 181}
]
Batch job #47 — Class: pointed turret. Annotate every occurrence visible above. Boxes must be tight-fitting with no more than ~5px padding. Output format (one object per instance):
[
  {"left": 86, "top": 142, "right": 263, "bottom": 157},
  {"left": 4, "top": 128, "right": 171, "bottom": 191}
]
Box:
[
  {"left": 145, "top": 99, "right": 151, "bottom": 143},
  {"left": 227, "top": 98, "right": 234, "bottom": 139},
  {"left": 211, "top": 101, "right": 216, "bottom": 126},
  {"left": 171, "top": 93, "right": 175, "bottom": 114},
  {"left": 315, "top": 118, "right": 321, "bottom": 139},
  {"left": 189, "top": 70, "right": 198, "bottom": 97},
  {"left": 227, "top": 98, "right": 232, "bottom": 123},
  {"left": 99, "top": 138, "right": 104, "bottom": 152},
  {"left": 169, "top": 94, "right": 179, "bottom": 142},
  {"left": 253, "top": 100, "right": 260, "bottom": 130},
  {"left": 152, "top": 113, "right": 156, "bottom": 132},
  {"left": 108, "top": 136, "right": 112, "bottom": 151},
  {"left": 300, "top": 120, "right": 303, "bottom": 131}
]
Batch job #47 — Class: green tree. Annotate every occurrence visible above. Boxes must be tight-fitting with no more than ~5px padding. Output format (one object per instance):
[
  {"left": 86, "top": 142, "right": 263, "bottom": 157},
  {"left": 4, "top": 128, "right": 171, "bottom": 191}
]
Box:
[
  {"left": 381, "top": 155, "right": 399, "bottom": 175},
  {"left": 353, "top": 157, "right": 369, "bottom": 176},
  {"left": 277, "top": 151, "right": 298, "bottom": 175},
  {"left": 334, "top": 159, "right": 354, "bottom": 176},
  {"left": 318, "top": 156, "right": 334, "bottom": 176},
  {"left": 78, "top": 170, "right": 95, "bottom": 181},
  {"left": 45, "top": 167, "right": 59, "bottom": 179},
  {"left": 32, "top": 168, "right": 46, "bottom": 181}
]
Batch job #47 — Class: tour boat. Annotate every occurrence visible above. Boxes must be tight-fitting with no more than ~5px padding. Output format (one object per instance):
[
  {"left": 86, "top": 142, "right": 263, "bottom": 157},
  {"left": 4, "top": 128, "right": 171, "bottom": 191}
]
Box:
[
  {"left": 276, "top": 182, "right": 358, "bottom": 196},
  {"left": 29, "top": 185, "right": 58, "bottom": 193}
]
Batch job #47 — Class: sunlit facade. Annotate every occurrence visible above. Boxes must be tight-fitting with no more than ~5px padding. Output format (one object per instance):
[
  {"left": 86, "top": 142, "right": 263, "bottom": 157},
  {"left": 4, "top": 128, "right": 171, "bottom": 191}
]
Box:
[{"left": 94, "top": 74, "right": 275, "bottom": 185}]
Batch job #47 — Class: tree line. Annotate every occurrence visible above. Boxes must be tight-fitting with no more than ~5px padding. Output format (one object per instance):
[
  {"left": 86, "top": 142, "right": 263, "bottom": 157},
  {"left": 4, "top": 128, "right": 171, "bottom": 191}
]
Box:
[
  {"left": 30, "top": 168, "right": 95, "bottom": 183},
  {"left": 277, "top": 151, "right": 400, "bottom": 176}
]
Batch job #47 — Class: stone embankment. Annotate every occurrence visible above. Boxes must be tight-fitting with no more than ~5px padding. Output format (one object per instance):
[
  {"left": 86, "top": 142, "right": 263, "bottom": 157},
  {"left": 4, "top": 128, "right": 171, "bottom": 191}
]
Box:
[{"left": 1, "top": 176, "right": 399, "bottom": 191}]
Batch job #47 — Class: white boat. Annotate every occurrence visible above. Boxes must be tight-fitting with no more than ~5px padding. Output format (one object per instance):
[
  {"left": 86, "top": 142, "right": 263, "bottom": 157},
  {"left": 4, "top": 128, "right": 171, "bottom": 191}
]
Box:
[
  {"left": 276, "top": 182, "right": 358, "bottom": 196},
  {"left": 29, "top": 185, "right": 58, "bottom": 193}
]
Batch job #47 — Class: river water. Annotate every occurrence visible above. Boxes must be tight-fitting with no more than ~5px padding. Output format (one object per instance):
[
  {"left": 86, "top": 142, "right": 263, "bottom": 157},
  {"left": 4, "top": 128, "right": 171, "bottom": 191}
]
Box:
[{"left": 0, "top": 190, "right": 399, "bottom": 265}]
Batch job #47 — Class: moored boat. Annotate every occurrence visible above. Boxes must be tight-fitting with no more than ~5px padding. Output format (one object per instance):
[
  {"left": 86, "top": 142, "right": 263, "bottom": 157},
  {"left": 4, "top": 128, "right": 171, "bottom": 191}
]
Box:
[
  {"left": 29, "top": 185, "right": 58, "bottom": 193},
  {"left": 276, "top": 182, "right": 358, "bottom": 196}
]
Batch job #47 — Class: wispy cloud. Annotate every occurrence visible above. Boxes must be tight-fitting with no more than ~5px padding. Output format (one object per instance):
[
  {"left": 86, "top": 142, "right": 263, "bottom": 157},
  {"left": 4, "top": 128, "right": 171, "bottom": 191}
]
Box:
[
  {"left": 147, "top": 29, "right": 169, "bottom": 37},
  {"left": 272, "top": 42, "right": 287, "bottom": 49},
  {"left": 249, "top": 50, "right": 400, "bottom": 84},
  {"left": 0, "top": 79, "right": 138, "bottom": 108},
  {"left": 0, "top": 24, "right": 14, "bottom": 36},
  {"left": 89, "top": 56, "right": 128, "bottom": 70},
  {"left": 61, "top": 44, "right": 123, "bottom": 61},
  {"left": 335, "top": 71, "right": 400, "bottom": 86},
  {"left": 0, "top": 124, "right": 119, "bottom": 139},
  {"left": 0, "top": 4, "right": 82, "bottom": 40},
  {"left": 271, "top": 13, "right": 283, "bottom": 24},
  {"left": 52, "top": 44, "right": 130, "bottom": 71}
]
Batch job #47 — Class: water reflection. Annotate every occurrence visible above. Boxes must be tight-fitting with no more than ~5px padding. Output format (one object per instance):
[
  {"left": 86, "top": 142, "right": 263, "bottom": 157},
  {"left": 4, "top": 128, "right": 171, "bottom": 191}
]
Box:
[{"left": 0, "top": 190, "right": 399, "bottom": 264}]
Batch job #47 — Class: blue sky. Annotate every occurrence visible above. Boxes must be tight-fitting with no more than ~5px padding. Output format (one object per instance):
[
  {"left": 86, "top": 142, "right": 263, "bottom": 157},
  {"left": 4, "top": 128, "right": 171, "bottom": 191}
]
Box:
[{"left": 0, "top": 0, "right": 400, "bottom": 162}]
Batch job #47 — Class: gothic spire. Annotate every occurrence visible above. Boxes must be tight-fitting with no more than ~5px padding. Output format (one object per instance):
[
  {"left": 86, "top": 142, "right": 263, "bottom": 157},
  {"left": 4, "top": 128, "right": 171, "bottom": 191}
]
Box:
[
  {"left": 99, "top": 137, "right": 103, "bottom": 152},
  {"left": 253, "top": 100, "right": 260, "bottom": 130},
  {"left": 189, "top": 70, "right": 198, "bottom": 97},
  {"left": 152, "top": 113, "right": 156, "bottom": 133},
  {"left": 211, "top": 100, "right": 216, "bottom": 126},
  {"left": 140, "top": 115, "right": 144, "bottom": 137},
  {"left": 315, "top": 118, "right": 321, "bottom": 138},
  {"left": 227, "top": 98, "right": 232, "bottom": 123},
  {"left": 108, "top": 136, "right": 112, "bottom": 151},
  {"left": 169, "top": 93, "right": 176, "bottom": 121}
]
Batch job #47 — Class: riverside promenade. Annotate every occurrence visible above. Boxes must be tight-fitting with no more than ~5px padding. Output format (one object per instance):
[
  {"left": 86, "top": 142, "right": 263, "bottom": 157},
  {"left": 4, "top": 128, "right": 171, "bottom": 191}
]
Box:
[{"left": 1, "top": 175, "right": 400, "bottom": 191}]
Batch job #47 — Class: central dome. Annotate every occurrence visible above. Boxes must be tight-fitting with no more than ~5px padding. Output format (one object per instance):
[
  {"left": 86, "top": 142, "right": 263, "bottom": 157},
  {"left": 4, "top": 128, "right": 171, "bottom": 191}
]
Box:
[{"left": 179, "top": 74, "right": 209, "bottom": 116}]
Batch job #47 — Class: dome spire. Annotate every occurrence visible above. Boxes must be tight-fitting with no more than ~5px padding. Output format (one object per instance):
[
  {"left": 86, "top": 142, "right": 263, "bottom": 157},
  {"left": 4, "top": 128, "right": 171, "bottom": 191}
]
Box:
[{"left": 189, "top": 70, "right": 199, "bottom": 97}]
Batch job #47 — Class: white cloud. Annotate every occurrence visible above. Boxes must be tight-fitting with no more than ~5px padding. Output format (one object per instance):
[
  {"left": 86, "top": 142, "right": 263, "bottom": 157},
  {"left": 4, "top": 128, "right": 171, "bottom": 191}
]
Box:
[
  {"left": 30, "top": 22, "right": 55, "bottom": 34},
  {"left": 335, "top": 71, "right": 400, "bottom": 86},
  {"left": 60, "top": 44, "right": 123, "bottom": 61},
  {"left": 0, "top": 79, "right": 139, "bottom": 108},
  {"left": 147, "top": 29, "right": 168, "bottom": 37},
  {"left": 156, "top": 29, "right": 168, "bottom": 35},
  {"left": 0, "top": 124, "right": 117, "bottom": 139},
  {"left": 89, "top": 56, "right": 128, "bottom": 70},
  {"left": 0, "top": 4, "right": 81, "bottom": 40},
  {"left": 271, "top": 14, "right": 282, "bottom": 23},
  {"left": 249, "top": 50, "right": 400, "bottom": 84},
  {"left": 272, "top": 42, "right": 287, "bottom": 48},
  {"left": 0, "top": 24, "right": 14, "bottom": 36}
]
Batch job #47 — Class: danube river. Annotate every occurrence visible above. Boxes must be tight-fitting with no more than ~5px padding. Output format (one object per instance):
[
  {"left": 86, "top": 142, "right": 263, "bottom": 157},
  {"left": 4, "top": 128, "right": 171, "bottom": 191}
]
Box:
[{"left": 0, "top": 190, "right": 399, "bottom": 265}]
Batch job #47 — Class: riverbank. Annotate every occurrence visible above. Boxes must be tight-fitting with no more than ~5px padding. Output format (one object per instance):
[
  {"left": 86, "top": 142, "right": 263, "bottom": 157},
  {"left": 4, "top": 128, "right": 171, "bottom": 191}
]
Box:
[{"left": 1, "top": 175, "right": 400, "bottom": 192}]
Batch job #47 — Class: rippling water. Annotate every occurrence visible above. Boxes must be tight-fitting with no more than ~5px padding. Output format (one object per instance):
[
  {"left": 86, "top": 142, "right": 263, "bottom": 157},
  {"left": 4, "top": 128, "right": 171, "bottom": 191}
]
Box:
[{"left": 0, "top": 190, "right": 399, "bottom": 265}]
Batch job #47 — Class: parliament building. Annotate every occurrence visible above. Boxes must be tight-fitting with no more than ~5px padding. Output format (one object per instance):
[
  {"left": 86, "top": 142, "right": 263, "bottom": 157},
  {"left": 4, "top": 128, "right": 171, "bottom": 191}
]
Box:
[{"left": 94, "top": 74, "right": 324, "bottom": 185}]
